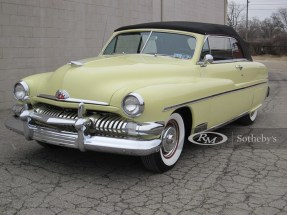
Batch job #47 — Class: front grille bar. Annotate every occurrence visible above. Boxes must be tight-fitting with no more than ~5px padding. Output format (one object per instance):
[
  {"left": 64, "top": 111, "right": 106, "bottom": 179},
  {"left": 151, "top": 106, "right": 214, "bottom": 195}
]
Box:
[{"left": 33, "top": 104, "right": 129, "bottom": 137}]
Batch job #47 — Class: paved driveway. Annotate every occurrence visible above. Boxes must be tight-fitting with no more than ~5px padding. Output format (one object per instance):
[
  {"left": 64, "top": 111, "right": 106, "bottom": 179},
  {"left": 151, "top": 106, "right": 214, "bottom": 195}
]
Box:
[{"left": 0, "top": 61, "right": 287, "bottom": 215}]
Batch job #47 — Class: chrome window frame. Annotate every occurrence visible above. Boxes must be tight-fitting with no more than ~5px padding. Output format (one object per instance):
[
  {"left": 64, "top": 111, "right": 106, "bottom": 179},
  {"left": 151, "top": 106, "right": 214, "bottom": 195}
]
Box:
[{"left": 197, "top": 35, "right": 250, "bottom": 64}]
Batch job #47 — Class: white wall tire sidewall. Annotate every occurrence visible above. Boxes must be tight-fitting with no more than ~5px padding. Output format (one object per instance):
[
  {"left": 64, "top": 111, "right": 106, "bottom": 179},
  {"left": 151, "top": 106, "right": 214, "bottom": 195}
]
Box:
[
  {"left": 250, "top": 110, "right": 258, "bottom": 121},
  {"left": 160, "top": 113, "right": 185, "bottom": 166}
]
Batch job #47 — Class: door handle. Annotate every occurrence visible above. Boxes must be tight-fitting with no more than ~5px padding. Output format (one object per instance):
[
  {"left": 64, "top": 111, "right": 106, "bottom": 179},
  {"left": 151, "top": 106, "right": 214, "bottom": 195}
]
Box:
[{"left": 235, "top": 65, "right": 243, "bottom": 70}]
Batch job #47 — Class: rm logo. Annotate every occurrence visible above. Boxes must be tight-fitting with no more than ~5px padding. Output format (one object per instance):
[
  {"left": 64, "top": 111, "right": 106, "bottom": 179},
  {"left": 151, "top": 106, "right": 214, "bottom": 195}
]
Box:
[{"left": 189, "top": 132, "right": 228, "bottom": 145}]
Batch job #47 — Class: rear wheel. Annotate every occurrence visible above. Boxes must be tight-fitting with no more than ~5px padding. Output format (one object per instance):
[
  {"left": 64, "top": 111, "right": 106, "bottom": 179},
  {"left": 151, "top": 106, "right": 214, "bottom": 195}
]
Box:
[
  {"left": 237, "top": 110, "right": 258, "bottom": 125},
  {"left": 141, "top": 113, "right": 185, "bottom": 172}
]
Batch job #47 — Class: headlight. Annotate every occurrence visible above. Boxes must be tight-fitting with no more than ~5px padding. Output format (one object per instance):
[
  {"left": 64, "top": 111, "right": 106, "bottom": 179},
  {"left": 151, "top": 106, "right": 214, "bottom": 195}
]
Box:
[
  {"left": 13, "top": 81, "right": 29, "bottom": 101},
  {"left": 122, "top": 93, "right": 144, "bottom": 117}
]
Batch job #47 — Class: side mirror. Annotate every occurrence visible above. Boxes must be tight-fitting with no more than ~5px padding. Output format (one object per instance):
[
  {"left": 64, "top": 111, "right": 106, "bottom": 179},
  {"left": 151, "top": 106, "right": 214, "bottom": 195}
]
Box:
[{"left": 201, "top": 54, "right": 213, "bottom": 67}]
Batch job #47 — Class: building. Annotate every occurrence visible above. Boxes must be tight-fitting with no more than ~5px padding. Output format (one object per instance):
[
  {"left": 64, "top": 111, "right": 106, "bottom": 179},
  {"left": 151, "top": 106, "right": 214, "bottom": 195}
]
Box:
[{"left": 0, "top": 0, "right": 227, "bottom": 110}]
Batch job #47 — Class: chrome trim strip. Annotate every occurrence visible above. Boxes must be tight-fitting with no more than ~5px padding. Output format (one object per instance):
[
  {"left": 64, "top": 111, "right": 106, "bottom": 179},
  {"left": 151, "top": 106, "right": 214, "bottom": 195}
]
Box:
[
  {"left": 30, "top": 112, "right": 76, "bottom": 125},
  {"left": 163, "top": 81, "right": 268, "bottom": 112},
  {"left": 37, "top": 94, "right": 109, "bottom": 106},
  {"left": 188, "top": 111, "right": 248, "bottom": 142},
  {"left": 84, "top": 136, "right": 161, "bottom": 156},
  {"left": 211, "top": 59, "right": 249, "bottom": 64},
  {"left": 206, "top": 111, "right": 248, "bottom": 132},
  {"left": 190, "top": 105, "right": 262, "bottom": 139},
  {"left": 140, "top": 31, "right": 152, "bottom": 53},
  {"left": 136, "top": 122, "right": 164, "bottom": 136},
  {"left": 194, "top": 122, "right": 208, "bottom": 133},
  {"left": 69, "top": 61, "right": 84, "bottom": 66}
]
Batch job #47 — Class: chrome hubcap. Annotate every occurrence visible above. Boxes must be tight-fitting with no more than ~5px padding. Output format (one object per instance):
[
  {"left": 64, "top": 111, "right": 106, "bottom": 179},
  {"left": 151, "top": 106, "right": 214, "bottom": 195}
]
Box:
[{"left": 162, "top": 120, "right": 179, "bottom": 158}]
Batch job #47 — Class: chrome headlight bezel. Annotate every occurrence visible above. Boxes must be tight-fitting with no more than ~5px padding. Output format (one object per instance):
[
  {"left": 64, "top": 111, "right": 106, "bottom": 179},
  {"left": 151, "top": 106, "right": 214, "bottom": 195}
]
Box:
[
  {"left": 122, "top": 93, "right": 144, "bottom": 117},
  {"left": 13, "top": 81, "right": 29, "bottom": 101}
]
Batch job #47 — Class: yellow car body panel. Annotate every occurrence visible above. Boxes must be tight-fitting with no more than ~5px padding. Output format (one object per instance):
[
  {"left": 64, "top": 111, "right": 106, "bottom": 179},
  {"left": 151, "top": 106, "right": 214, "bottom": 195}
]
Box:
[{"left": 19, "top": 28, "right": 267, "bottom": 132}]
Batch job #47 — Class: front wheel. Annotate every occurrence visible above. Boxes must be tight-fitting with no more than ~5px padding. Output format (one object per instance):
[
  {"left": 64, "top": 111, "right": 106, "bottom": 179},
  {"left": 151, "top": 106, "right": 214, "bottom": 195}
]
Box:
[
  {"left": 237, "top": 110, "right": 258, "bottom": 125},
  {"left": 141, "top": 113, "right": 185, "bottom": 172}
]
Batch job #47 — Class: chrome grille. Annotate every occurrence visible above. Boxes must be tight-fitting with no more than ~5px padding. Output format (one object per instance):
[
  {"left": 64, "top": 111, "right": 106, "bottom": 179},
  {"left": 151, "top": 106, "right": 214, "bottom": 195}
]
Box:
[
  {"left": 32, "top": 103, "right": 129, "bottom": 137},
  {"left": 92, "top": 115, "right": 128, "bottom": 136},
  {"left": 34, "top": 104, "right": 78, "bottom": 119}
]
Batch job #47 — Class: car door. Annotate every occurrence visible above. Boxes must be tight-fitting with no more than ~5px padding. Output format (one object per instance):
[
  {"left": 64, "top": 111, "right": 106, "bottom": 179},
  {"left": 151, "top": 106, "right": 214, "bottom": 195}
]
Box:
[
  {"left": 199, "top": 36, "right": 253, "bottom": 128},
  {"left": 229, "top": 38, "right": 268, "bottom": 110}
]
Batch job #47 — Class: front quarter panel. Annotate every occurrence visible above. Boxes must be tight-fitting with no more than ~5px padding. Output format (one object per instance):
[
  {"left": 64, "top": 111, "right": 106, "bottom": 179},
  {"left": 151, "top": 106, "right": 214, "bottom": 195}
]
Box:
[
  {"left": 22, "top": 72, "right": 53, "bottom": 101},
  {"left": 111, "top": 78, "right": 235, "bottom": 127}
]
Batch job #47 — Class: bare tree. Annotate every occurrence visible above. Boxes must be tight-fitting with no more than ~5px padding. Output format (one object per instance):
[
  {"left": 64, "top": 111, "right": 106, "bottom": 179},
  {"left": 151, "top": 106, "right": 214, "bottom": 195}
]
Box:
[
  {"left": 247, "top": 18, "right": 262, "bottom": 41},
  {"left": 233, "top": 6, "right": 287, "bottom": 55},
  {"left": 260, "top": 16, "right": 284, "bottom": 40},
  {"left": 277, "top": 8, "right": 287, "bottom": 30},
  {"left": 271, "top": 13, "right": 285, "bottom": 32},
  {"left": 227, "top": 1, "right": 245, "bottom": 31}
]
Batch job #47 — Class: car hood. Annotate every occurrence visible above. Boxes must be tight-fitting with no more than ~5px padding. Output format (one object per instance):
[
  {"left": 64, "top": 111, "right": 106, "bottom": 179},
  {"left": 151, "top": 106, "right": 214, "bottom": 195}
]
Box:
[{"left": 37, "top": 54, "right": 195, "bottom": 104}]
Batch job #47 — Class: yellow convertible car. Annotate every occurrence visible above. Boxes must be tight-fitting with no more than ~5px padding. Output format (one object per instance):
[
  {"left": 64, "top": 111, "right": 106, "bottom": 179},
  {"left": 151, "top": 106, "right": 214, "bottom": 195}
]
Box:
[{"left": 5, "top": 22, "right": 269, "bottom": 172}]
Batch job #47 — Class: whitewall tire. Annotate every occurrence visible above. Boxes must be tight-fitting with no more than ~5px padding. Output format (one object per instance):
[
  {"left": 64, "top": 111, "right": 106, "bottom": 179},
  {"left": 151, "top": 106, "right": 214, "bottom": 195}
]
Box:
[
  {"left": 141, "top": 113, "right": 185, "bottom": 172},
  {"left": 237, "top": 109, "right": 258, "bottom": 125}
]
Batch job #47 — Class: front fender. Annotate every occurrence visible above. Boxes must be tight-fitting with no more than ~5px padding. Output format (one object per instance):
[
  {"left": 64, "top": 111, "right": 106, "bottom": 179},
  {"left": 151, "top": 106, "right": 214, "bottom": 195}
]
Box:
[
  {"left": 111, "top": 78, "right": 235, "bottom": 124},
  {"left": 22, "top": 72, "right": 53, "bottom": 100}
]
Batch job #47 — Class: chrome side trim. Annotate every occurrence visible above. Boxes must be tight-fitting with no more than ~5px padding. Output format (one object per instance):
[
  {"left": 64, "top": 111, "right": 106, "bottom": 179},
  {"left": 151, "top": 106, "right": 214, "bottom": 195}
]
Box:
[
  {"left": 206, "top": 111, "right": 248, "bottom": 132},
  {"left": 188, "top": 111, "right": 249, "bottom": 141},
  {"left": 212, "top": 59, "right": 249, "bottom": 64},
  {"left": 163, "top": 81, "right": 268, "bottom": 112},
  {"left": 37, "top": 94, "right": 109, "bottom": 106},
  {"left": 194, "top": 123, "right": 208, "bottom": 133},
  {"left": 190, "top": 105, "right": 262, "bottom": 140}
]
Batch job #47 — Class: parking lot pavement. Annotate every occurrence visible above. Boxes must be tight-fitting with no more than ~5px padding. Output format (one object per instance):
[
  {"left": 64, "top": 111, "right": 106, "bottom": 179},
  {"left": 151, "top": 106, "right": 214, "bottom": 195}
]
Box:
[{"left": 1, "top": 61, "right": 287, "bottom": 215}]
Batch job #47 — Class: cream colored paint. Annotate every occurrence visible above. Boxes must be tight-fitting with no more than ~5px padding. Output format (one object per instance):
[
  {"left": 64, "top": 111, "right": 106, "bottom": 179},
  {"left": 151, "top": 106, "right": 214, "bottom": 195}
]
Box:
[{"left": 21, "top": 29, "right": 268, "bottom": 132}]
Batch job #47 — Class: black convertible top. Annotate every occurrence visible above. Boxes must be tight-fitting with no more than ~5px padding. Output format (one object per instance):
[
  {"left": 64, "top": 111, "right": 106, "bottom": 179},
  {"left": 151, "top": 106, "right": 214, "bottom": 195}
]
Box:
[{"left": 115, "top": 21, "right": 252, "bottom": 61}]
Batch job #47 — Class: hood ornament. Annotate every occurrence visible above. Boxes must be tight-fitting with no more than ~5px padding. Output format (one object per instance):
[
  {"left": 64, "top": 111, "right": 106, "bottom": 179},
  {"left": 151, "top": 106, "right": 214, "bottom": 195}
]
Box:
[{"left": 55, "top": 90, "right": 70, "bottom": 100}]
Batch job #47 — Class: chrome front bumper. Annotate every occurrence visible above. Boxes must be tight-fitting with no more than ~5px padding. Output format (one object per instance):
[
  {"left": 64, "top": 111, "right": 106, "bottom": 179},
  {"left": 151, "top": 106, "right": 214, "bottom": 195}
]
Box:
[{"left": 5, "top": 104, "right": 164, "bottom": 156}]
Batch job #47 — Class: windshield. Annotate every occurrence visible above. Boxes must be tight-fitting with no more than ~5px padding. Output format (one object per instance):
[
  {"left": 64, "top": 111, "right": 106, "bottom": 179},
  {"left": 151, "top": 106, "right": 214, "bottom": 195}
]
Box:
[{"left": 103, "top": 31, "right": 196, "bottom": 59}]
